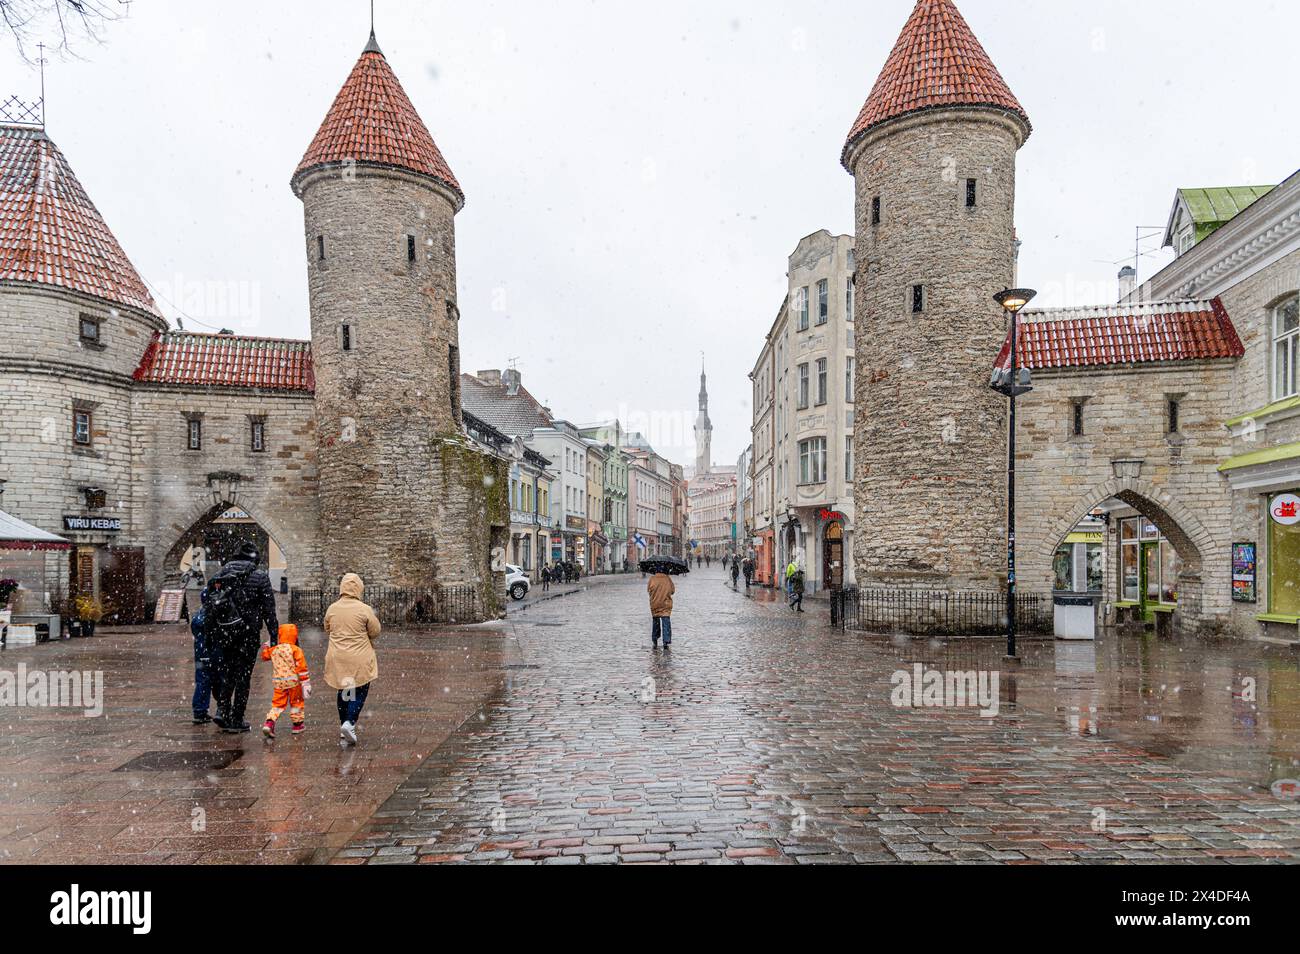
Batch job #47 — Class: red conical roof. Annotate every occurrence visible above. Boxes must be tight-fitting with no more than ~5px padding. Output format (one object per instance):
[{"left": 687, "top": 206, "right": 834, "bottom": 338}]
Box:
[
  {"left": 0, "top": 124, "right": 159, "bottom": 315},
  {"left": 293, "top": 34, "right": 464, "bottom": 207},
  {"left": 842, "top": 0, "right": 1029, "bottom": 168}
]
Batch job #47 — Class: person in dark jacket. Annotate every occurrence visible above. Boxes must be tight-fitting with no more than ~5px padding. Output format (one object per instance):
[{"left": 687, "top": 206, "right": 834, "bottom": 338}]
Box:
[
  {"left": 203, "top": 542, "right": 279, "bottom": 733},
  {"left": 742, "top": 557, "right": 754, "bottom": 589},
  {"left": 190, "top": 605, "right": 220, "bottom": 724}
]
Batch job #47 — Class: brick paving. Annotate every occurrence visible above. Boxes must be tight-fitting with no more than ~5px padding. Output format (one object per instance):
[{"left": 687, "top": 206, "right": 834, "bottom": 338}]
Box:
[
  {"left": 341, "top": 569, "right": 1300, "bottom": 864},
  {"left": 0, "top": 620, "right": 517, "bottom": 864}
]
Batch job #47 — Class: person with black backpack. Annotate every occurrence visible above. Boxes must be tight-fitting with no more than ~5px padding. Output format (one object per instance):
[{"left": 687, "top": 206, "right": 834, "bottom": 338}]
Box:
[{"left": 202, "top": 541, "right": 279, "bottom": 733}]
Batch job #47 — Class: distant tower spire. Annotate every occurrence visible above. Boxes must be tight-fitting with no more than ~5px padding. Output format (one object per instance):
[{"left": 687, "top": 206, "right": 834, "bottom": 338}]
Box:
[{"left": 695, "top": 355, "right": 712, "bottom": 475}]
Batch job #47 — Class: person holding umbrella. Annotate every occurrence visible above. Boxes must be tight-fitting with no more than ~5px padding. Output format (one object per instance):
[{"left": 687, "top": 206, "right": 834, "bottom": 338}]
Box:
[{"left": 640, "top": 555, "right": 687, "bottom": 648}]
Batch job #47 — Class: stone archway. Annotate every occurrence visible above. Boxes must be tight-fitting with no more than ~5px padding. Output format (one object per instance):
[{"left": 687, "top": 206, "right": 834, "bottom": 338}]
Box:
[
  {"left": 161, "top": 497, "right": 295, "bottom": 591},
  {"left": 1035, "top": 476, "right": 1213, "bottom": 631}
]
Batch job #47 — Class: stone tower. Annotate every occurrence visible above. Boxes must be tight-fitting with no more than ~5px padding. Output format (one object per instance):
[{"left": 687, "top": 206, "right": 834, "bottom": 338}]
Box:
[
  {"left": 695, "top": 359, "right": 712, "bottom": 476},
  {"left": 843, "top": 0, "right": 1030, "bottom": 588},
  {"left": 292, "top": 31, "right": 506, "bottom": 610}
]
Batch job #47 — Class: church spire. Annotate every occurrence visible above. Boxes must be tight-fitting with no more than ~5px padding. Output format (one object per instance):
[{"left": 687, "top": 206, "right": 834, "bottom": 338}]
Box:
[{"left": 695, "top": 355, "right": 712, "bottom": 475}]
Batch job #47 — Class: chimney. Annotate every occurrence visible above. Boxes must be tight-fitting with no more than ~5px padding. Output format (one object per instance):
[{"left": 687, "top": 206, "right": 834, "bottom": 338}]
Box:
[
  {"left": 1117, "top": 266, "right": 1136, "bottom": 303},
  {"left": 476, "top": 369, "right": 502, "bottom": 386},
  {"left": 503, "top": 368, "right": 521, "bottom": 396}
]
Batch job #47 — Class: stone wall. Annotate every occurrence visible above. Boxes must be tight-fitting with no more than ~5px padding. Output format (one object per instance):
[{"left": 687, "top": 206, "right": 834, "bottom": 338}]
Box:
[
  {"left": 1014, "top": 360, "right": 1237, "bottom": 631},
  {"left": 849, "top": 109, "right": 1026, "bottom": 588},
  {"left": 129, "top": 385, "right": 321, "bottom": 596}
]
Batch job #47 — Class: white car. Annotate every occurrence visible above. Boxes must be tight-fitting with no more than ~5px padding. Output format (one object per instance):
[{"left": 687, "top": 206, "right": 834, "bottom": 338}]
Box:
[{"left": 505, "top": 564, "right": 531, "bottom": 601}]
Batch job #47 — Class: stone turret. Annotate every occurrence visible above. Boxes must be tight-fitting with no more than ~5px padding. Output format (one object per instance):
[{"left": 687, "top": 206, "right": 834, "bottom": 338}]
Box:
[
  {"left": 843, "top": 0, "right": 1030, "bottom": 587},
  {"left": 292, "top": 31, "right": 506, "bottom": 611}
]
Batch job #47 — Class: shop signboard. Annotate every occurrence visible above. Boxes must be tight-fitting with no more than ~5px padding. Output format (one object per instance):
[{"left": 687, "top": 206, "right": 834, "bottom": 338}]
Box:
[
  {"left": 1270, "top": 493, "right": 1300, "bottom": 526},
  {"left": 63, "top": 515, "right": 121, "bottom": 532},
  {"left": 1231, "top": 542, "right": 1256, "bottom": 603},
  {"left": 565, "top": 514, "right": 585, "bottom": 531}
]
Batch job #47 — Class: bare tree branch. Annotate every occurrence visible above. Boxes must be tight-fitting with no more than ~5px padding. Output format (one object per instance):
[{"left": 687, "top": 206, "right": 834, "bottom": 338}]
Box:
[{"left": 0, "top": 0, "right": 130, "bottom": 62}]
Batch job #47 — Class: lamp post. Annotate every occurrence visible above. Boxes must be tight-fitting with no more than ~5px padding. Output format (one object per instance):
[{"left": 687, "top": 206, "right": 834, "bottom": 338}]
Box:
[{"left": 991, "top": 287, "right": 1036, "bottom": 658}]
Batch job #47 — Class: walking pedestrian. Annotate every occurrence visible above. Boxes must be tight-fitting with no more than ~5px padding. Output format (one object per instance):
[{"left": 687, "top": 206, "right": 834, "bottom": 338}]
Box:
[
  {"left": 785, "top": 558, "right": 798, "bottom": 598},
  {"left": 647, "top": 570, "right": 675, "bottom": 648},
  {"left": 261, "top": 623, "right": 311, "bottom": 739},
  {"left": 730, "top": 559, "right": 740, "bottom": 589},
  {"left": 204, "top": 541, "right": 279, "bottom": 733},
  {"left": 789, "top": 567, "right": 805, "bottom": 612},
  {"left": 541, "top": 564, "right": 550, "bottom": 592},
  {"left": 324, "top": 573, "right": 381, "bottom": 747},
  {"left": 190, "top": 602, "right": 220, "bottom": 724},
  {"left": 742, "top": 557, "right": 754, "bottom": 590}
]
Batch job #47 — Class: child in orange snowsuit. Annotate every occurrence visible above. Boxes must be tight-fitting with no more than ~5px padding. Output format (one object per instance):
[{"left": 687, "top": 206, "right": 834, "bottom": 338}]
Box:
[{"left": 261, "top": 624, "right": 311, "bottom": 738}]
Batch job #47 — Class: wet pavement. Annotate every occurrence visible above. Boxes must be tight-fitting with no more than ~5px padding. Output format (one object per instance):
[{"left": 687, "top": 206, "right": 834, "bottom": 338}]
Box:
[
  {"left": 3, "top": 567, "right": 1299, "bottom": 864},
  {"left": 0, "top": 620, "right": 517, "bottom": 863},
  {"left": 341, "top": 569, "right": 1300, "bottom": 864}
]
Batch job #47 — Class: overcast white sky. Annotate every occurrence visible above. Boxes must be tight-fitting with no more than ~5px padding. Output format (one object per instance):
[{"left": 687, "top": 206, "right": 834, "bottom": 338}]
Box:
[{"left": 5, "top": 0, "right": 1298, "bottom": 466}]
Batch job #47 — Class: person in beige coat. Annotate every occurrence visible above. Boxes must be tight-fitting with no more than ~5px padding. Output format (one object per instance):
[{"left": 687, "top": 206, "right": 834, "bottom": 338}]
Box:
[
  {"left": 647, "top": 572, "right": 675, "bottom": 647},
  {"left": 324, "top": 573, "right": 380, "bottom": 745}
]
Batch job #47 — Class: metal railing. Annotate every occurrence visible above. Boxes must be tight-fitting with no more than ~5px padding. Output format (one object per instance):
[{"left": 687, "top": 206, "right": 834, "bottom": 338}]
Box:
[
  {"left": 289, "top": 584, "right": 481, "bottom": 627},
  {"left": 830, "top": 586, "right": 1052, "bottom": 637}
]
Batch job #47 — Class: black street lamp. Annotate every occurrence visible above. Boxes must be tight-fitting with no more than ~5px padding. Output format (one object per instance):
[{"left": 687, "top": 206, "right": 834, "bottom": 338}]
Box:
[{"left": 990, "top": 287, "right": 1036, "bottom": 658}]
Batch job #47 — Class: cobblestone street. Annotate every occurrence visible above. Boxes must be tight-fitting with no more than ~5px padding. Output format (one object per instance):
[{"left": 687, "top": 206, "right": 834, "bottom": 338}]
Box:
[
  {"left": 339, "top": 568, "right": 1300, "bottom": 864},
  {"left": 3, "top": 567, "right": 1299, "bottom": 865}
]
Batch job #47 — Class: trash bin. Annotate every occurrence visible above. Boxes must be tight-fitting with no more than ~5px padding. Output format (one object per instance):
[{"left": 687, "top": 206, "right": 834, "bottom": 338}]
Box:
[{"left": 1054, "top": 593, "right": 1098, "bottom": 640}]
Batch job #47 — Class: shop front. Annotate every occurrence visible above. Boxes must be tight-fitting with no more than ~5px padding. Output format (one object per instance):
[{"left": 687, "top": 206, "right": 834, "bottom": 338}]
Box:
[
  {"left": 1262, "top": 491, "right": 1300, "bottom": 624},
  {"left": 819, "top": 508, "right": 848, "bottom": 591},
  {"left": 1114, "top": 514, "right": 1178, "bottom": 623},
  {"left": 754, "top": 528, "right": 775, "bottom": 586},
  {"left": 1052, "top": 523, "right": 1104, "bottom": 595}
]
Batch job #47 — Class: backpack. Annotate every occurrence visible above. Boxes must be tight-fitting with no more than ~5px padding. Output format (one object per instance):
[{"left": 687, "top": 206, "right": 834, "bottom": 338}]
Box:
[{"left": 204, "top": 566, "right": 255, "bottom": 638}]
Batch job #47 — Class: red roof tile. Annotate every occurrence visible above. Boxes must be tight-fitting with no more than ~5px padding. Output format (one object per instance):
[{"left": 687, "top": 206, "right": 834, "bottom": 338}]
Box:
[
  {"left": 993, "top": 298, "right": 1244, "bottom": 372},
  {"left": 293, "top": 34, "right": 463, "bottom": 206},
  {"left": 0, "top": 124, "right": 159, "bottom": 315},
  {"left": 842, "top": 0, "right": 1029, "bottom": 167},
  {"left": 133, "top": 331, "right": 315, "bottom": 392}
]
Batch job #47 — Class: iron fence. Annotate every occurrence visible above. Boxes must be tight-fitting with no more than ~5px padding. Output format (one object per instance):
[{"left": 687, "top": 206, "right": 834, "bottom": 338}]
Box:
[
  {"left": 830, "top": 586, "right": 1052, "bottom": 637},
  {"left": 289, "top": 584, "right": 481, "bottom": 627}
]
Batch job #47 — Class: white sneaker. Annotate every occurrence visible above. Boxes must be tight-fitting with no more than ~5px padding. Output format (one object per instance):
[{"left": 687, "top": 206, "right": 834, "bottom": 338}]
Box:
[{"left": 340, "top": 721, "right": 357, "bottom": 745}]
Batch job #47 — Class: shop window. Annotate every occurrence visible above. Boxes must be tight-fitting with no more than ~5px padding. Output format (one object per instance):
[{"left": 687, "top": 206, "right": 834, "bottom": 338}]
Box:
[
  {"left": 1273, "top": 295, "right": 1299, "bottom": 399},
  {"left": 1269, "top": 492, "right": 1300, "bottom": 617},
  {"left": 1119, "top": 518, "right": 1139, "bottom": 600},
  {"left": 73, "top": 408, "right": 92, "bottom": 446},
  {"left": 79, "top": 314, "right": 103, "bottom": 347},
  {"left": 1086, "top": 543, "right": 1103, "bottom": 592},
  {"left": 1053, "top": 544, "right": 1073, "bottom": 591}
]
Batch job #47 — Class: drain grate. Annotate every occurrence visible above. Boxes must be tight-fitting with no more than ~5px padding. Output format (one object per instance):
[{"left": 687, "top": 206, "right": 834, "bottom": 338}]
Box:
[{"left": 115, "top": 750, "right": 243, "bottom": 772}]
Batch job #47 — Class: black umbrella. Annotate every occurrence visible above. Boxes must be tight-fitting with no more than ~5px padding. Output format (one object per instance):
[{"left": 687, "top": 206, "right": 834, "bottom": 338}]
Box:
[{"left": 639, "top": 556, "right": 690, "bottom": 575}]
